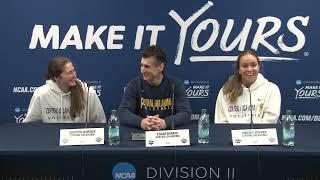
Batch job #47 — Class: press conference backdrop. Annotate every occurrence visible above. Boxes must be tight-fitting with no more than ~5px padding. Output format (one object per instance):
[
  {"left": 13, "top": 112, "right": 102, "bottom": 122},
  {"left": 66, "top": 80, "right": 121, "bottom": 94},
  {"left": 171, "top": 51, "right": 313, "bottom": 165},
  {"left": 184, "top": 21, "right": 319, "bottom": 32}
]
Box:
[{"left": 0, "top": 0, "right": 319, "bottom": 124}]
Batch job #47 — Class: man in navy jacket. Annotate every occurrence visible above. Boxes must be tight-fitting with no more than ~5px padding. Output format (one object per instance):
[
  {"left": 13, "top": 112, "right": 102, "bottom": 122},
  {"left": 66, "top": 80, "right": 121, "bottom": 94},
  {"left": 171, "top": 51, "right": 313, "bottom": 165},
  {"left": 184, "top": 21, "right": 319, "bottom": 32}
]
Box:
[{"left": 118, "top": 45, "right": 191, "bottom": 130}]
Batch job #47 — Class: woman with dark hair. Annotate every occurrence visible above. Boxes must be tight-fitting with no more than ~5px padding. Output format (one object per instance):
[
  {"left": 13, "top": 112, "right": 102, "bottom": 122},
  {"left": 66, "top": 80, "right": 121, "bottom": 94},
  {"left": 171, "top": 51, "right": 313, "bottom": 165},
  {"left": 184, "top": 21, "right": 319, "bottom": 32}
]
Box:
[
  {"left": 215, "top": 50, "right": 281, "bottom": 124},
  {"left": 23, "top": 57, "right": 106, "bottom": 123}
]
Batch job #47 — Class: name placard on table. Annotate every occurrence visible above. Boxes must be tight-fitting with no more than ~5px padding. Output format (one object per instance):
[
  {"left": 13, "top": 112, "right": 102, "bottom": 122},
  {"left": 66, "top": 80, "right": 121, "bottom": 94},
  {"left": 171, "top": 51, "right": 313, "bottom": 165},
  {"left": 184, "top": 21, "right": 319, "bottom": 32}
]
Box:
[
  {"left": 145, "top": 129, "right": 190, "bottom": 147},
  {"left": 231, "top": 128, "right": 278, "bottom": 146},
  {"left": 59, "top": 128, "right": 104, "bottom": 146}
]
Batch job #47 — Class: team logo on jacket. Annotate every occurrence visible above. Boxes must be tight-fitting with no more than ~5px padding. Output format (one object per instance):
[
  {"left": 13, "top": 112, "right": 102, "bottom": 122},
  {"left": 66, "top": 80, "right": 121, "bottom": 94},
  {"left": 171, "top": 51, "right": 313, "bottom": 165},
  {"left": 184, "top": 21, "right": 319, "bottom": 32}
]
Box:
[
  {"left": 140, "top": 97, "right": 173, "bottom": 111},
  {"left": 258, "top": 103, "right": 264, "bottom": 116}
]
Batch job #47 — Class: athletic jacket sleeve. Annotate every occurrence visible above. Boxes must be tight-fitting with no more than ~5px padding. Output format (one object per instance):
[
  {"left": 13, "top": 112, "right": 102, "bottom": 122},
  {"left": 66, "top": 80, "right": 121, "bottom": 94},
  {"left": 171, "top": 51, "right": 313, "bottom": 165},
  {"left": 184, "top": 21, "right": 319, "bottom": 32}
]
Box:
[
  {"left": 118, "top": 80, "right": 144, "bottom": 128},
  {"left": 88, "top": 87, "right": 107, "bottom": 123},
  {"left": 22, "top": 91, "right": 42, "bottom": 123},
  {"left": 262, "top": 84, "right": 281, "bottom": 123},
  {"left": 214, "top": 88, "right": 228, "bottom": 123}
]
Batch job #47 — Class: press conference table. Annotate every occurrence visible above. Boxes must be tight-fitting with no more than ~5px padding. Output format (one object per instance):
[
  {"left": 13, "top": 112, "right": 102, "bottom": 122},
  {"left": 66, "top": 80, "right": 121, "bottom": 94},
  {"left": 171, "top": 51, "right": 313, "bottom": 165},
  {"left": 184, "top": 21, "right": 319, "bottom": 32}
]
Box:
[{"left": 0, "top": 122, "right": 319, "bottom": 180}]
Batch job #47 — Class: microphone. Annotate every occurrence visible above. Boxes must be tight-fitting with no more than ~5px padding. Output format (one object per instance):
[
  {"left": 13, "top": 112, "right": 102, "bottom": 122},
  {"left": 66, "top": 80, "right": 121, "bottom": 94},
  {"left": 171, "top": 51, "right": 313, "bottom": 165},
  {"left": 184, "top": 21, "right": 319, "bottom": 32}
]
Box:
[
  {"left": 171, "top": 80, "right": 175, "bottom": 130},
  {"left": 248, "top": 87, "right": 253, "bottom": 129}
]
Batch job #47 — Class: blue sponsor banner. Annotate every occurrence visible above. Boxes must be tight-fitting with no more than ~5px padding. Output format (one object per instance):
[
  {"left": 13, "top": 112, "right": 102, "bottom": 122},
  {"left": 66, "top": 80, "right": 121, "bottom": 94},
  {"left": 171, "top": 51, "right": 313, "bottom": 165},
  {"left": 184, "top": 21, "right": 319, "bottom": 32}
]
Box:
[{"left": 0, "top": 0, "right": 319, "bottom": 123}]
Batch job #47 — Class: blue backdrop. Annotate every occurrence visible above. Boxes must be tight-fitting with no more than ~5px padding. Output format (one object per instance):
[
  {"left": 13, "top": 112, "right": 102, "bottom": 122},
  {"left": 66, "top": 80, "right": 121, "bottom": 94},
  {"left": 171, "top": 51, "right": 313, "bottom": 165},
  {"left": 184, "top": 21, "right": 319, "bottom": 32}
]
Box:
[{"left": 1, "top": 0, "right": 319, "bottom": 123}]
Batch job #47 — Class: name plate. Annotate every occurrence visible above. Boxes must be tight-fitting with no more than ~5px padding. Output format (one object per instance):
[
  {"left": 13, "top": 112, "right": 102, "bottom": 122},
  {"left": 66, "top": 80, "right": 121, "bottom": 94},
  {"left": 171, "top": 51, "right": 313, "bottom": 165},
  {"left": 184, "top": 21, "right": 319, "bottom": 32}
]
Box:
[
  {"left": 59, "top": 128, "right": 104, "bottom": 146},
  {"left": 231, "top": 128, "right": 278, "bottom": 146},
  {"left": 145, "top": 129, "right": 190, "bottom": 147}
]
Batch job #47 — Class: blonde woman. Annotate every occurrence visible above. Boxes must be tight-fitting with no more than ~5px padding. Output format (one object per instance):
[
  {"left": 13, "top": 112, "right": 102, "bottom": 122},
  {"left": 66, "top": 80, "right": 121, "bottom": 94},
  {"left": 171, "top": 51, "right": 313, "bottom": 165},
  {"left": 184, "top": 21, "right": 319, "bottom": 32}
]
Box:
[
  {"left": 215, "top": 50, "right": 281, "bottom": 124},
  {"left": 23, "top": 57, "right": 106, "bottom": 123}
]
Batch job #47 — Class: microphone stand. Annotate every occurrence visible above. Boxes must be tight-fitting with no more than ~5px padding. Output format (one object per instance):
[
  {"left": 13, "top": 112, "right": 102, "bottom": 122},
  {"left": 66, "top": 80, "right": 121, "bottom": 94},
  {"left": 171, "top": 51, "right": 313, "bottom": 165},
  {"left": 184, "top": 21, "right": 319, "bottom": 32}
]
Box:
[
  {"left": 171, "top": 81, "right": 175, "bottom": 130},
  {"left": 85, "top": 85, "right": 90, "bottom": 128}
]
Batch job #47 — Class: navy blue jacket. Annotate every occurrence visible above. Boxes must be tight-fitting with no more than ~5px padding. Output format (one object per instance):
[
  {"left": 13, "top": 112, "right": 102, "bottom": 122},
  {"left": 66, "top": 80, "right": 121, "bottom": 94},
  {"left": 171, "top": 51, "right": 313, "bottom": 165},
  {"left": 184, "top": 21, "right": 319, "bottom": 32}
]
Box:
[{"left": 118, "top": 75, "right": 191, "bottom": 129}]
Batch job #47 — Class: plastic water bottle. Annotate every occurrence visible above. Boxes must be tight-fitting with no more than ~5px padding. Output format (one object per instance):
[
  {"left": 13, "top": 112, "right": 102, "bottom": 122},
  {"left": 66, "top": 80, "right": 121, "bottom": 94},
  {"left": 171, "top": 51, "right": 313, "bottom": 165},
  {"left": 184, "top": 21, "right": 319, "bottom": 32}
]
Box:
[
  {"left": 108, "top": 109, "right": 120, "bottom": 145},
  {"left": 198, "top": 109, "right": 210, "bottom": 144},
  {"left": 282, "top": 110, "right": 295, "bottom": 146}
]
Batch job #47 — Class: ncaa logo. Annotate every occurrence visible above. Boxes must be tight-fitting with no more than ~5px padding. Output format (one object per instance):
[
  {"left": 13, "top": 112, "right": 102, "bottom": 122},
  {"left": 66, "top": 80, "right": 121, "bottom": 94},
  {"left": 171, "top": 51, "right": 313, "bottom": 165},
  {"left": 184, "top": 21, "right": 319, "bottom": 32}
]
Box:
[
  {"left": 112, "top": 162, "right": 136, "bottom": 180},
  {"left": 184, "top": 80, "right": 190, "bottom": 85},
  {"left": 296, "top": 80, "right": 302, "bottom": 85},
  {"left": 15, "top": 107, "right": 21, "bottom": 113}
]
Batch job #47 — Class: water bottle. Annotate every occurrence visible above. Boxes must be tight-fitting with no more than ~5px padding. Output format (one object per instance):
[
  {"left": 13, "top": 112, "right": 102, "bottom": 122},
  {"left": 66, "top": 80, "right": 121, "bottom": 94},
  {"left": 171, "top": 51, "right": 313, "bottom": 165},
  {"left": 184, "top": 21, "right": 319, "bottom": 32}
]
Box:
[
  {"left": 108, "top": 109, "right": 120, "bottom": 145},
  {"left": 198, "top": 109, "right": 210, "bottom": 144},
  {"left": 282, "top": 110, "right": 295, "bottom": 146}
]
